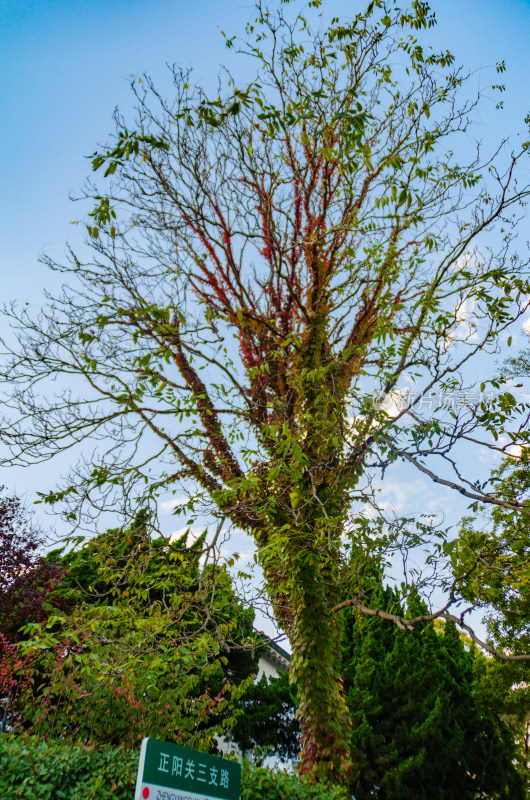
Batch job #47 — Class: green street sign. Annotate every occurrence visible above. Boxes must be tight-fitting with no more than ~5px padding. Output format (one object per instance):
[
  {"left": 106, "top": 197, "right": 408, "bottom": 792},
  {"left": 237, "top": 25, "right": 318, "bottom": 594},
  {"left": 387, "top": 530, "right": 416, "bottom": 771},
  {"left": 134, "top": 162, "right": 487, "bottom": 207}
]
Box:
[{"left": 134, "top": 737, "right": 241, "bottom": 800}]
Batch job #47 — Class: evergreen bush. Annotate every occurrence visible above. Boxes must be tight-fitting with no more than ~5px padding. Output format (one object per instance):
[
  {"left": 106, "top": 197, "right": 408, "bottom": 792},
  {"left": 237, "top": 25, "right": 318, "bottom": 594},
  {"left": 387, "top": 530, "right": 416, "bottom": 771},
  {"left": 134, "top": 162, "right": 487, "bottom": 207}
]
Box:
[{"left": 0, "top": 736, "right": 137, "bottom": 799}]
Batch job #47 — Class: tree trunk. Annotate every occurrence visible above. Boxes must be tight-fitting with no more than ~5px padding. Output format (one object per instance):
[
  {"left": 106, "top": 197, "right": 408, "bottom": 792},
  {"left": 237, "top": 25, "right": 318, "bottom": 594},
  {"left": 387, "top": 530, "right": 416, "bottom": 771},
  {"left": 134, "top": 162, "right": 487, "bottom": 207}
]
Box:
[{"left": 288, "top": 553, "right": 352, "bottom": 786}]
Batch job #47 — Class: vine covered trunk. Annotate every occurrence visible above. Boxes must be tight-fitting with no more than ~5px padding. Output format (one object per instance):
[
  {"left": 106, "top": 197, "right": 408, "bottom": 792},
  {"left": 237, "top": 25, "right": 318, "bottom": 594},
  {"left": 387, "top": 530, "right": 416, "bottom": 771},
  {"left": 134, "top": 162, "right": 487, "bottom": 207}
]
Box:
[{"left": 288, "top": 552, "right": 352, "bottom": 785}]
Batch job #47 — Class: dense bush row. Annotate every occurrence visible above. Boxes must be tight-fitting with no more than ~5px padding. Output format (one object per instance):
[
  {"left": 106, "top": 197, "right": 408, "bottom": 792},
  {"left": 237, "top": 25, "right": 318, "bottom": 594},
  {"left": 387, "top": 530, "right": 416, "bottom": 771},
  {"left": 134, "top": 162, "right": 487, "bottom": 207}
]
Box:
[
  {"left": 0, "top": 736, "right": 137, "bottom": 799},
  {"left": 0, "top": 736, "right": 345, "bottom": 800}
]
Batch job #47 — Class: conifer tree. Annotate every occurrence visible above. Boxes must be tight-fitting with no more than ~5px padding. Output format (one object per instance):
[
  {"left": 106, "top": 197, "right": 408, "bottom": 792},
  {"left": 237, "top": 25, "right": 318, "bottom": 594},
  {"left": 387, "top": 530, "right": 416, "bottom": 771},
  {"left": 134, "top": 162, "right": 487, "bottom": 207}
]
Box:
[
  {"left": 230, "top": 670, "right": 300, "bottom": 762},
  {"left": 342, "top": 588, "right": 525, "bottom": 799}
]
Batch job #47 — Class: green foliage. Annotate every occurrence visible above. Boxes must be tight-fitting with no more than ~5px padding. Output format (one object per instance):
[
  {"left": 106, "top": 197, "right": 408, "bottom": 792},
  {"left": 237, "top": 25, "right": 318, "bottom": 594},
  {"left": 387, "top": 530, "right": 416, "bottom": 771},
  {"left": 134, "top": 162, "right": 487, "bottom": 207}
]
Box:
[
  {"left": 455, "top": 449, "right": 530, "bottom": 789},
  {"left": 0, "top": 736, "right": 138, "bottom": 800},
  {"left": 242, "top": 762, "right": 345, "bottom": 800},
  {"left": 14, "top": 514, "right": 258, "bottom": 748},
  {"left": 230, "top": 670, "right": 299, "bottom": 762},
  {"left": 342, "top": 586, "right": 525, "bottom": 800},
  {"left": 472, "top": 653, "right": 529, "bottom": 791},
  {"left": 455, "top": 450, "right": 530, "bottom": 647},
  {"left": 0, "top": 737, "right": 344, "bottom": 800}
]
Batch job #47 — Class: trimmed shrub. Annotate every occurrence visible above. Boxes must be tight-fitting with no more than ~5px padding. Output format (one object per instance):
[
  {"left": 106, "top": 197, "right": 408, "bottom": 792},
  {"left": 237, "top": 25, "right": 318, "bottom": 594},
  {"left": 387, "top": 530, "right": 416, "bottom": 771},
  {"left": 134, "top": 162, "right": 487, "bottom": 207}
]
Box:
[
  {"left": 0, "top": 737, "right": 137, "bottom": 799},
  {"left": 0, "top": 737, "right": 346, "bottom": 800}
]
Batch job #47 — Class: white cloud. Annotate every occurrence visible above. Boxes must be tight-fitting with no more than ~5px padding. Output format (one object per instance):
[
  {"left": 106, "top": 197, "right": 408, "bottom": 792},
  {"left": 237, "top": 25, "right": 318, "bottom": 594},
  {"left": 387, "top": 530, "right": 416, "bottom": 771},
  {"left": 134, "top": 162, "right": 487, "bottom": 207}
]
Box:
[
  {"left": 358, "top": 502, "right": 377, "bottom": 520},
  {"left": 159, "top": 497, "right": 189, "bottom": 512},
  {"left": 506, "top": 443, "right": 528, "bottom": 460},
  {"left": 380, "top": 480, "right": 419, "bottom": 513},
  {"left": 352, "top": 478, "right": 438, "bottom": 520},
  {"left": 478, "top": 446, "right": 492, "bottom": 463},
  {"left": 455, "top": 299, "right": 469, "bottom": 324},
  {"left": 451, "top": 252, "right": 475, "bottom": 274},
  {"left": 379, "top": 476, "right": 447, "bottom": 517},
  {"left": 381, "top": 387, "right": 410, "bottom": 418},
  {"left": 220, "top": 547, "right": 253, "bottom": 566}
]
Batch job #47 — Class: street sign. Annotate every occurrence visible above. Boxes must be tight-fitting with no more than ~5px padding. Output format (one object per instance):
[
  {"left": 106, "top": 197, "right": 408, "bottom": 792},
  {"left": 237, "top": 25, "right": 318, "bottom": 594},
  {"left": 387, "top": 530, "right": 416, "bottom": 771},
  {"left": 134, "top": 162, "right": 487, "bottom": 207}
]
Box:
[{"left": 134, "top": 737, "right": 241, "bottom": 800}]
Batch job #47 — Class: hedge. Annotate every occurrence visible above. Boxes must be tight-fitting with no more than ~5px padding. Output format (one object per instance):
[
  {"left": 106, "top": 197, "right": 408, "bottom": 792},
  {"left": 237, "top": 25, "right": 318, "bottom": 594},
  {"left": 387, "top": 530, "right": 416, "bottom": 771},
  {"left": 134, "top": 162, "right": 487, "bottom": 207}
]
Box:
[
  {"left": 243, "top": 761, "right": 345, "bottom": 800},
  {"left": 0, "top": 736, "right": 137, "bottom": 799},
  {"left": 0, "top": 736, "right": 346, "bottom": 800}
]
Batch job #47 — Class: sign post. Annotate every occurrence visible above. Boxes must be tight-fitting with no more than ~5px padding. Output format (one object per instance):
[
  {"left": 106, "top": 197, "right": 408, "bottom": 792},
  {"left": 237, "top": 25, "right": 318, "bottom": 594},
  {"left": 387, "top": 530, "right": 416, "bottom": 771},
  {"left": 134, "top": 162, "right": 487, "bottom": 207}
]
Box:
[{"left": 134, "top": 738, "right": 241, "bottom": 800}]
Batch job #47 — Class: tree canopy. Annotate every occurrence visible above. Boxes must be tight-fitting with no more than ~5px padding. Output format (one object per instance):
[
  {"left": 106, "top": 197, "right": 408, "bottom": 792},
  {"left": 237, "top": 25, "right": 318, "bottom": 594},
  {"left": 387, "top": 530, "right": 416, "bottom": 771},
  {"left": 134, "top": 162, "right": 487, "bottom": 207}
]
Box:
[
  {"left": 0, "top": 490, "right": 66, "bottom": 732},
  {"left": 342, "top": 581, "right": 526, "bottom": 799},
  {"left": 454, "top": 412, "right": 530, "bottom": 787},
  {"left": 456, "top": 451, "right": 530, "bottom": 658},
  {"left": 12, "top": 513, "right": 258, "bottom": 748},
  {"left": 0, "top": 490, "right": 65, "bottom": 638},
  {"left": 1, "top": 0, "right": 529, "bottom": 785}
]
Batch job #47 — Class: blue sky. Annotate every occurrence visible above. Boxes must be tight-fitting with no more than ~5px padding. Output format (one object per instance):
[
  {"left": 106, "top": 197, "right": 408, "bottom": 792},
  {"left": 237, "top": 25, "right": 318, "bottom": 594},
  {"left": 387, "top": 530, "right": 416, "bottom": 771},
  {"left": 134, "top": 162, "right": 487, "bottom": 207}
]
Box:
[
  {"left": 1, "top": 0, "right": 529, "bottom": 510},
  {"left": 1, "top": 0, "right": 529, "bottom": 642},
  {"left": 2, "top": 0, "right": 529, "bottom": 303}
]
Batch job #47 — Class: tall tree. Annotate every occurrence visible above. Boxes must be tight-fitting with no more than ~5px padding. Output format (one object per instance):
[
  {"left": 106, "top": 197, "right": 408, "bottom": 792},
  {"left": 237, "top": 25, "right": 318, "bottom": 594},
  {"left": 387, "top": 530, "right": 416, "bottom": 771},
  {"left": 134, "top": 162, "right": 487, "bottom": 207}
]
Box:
[
  {"left": 342, "top": 587, "right": 525, "bottom": 799},
  {"left": 472, "top": 653, "right": 529, "bottom": 793},
  {"left": 1, "top": 0, "right": 529, "bottom": 784},
  {"left": 455, "top": 443, "right": 530, "bottom": 789}
]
